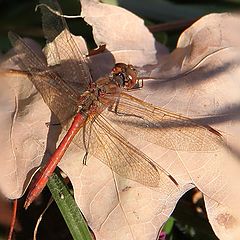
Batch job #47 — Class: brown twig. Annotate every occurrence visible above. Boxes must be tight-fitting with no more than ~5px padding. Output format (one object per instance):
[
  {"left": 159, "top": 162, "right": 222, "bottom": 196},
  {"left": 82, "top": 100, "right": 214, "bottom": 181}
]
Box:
[
  {"left": 7, "top": 199, "right": 18, "bottom": 240},
  {"left": 148, "top": 18, "right": 199, "bottom": 33}
]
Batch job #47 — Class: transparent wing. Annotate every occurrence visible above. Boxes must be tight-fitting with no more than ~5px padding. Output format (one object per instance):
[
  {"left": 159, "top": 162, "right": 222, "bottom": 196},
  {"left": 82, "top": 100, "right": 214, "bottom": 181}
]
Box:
[
  {"left": 70, "top": 113, "right": 177, "bottom": 188},
  {"left": 8, "top": 31, "right": 79, "bottom": 124},
  {"left": 103, "top": 92, "right": 223, "bottom": 151},
  {"left": 39, "top": 0, "right": 92, "bottom": 89}
]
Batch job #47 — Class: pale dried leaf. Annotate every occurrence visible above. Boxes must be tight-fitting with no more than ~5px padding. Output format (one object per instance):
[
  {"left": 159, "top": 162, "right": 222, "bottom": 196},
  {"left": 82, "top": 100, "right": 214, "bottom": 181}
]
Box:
[
  {"left": 149, "top": 13, "right": 240, "bottom": 79},
  {"left": 0, "top": 67, "right": 50, "bottom": 198},
  {"left": 80, "top": 0, "right": 158, "bottom": 65}
]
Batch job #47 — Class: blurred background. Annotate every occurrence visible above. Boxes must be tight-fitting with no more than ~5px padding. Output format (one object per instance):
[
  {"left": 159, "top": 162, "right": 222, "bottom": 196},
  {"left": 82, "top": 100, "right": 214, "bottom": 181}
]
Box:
[{"left": 0, "top": 0, "right": 239, "bottom": 239}]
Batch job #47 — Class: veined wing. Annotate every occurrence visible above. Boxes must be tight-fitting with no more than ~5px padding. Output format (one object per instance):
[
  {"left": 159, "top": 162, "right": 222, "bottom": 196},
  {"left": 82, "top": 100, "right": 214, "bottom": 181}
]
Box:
[
  {"left": 103, "top": 92, "right": 223, "bottom": 151},
  {"left": 8, "top": 31, "right": 79, "bottom": 124},
  {"left": 39, "top": 0, "right": 92, "bottom": 89},
  {"left": 71, "top": 113, "right": 177, "bottom": 188}
]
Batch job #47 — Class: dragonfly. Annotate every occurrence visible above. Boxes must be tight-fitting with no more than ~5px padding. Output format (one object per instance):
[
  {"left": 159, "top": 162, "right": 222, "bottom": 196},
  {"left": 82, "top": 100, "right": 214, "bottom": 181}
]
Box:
[{"left": 8, "top": 0, "right": 223, "bottom": 209}]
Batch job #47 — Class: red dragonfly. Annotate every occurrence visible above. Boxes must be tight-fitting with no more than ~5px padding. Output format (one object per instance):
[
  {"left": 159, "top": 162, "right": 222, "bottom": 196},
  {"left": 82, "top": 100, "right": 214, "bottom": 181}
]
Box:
[{"left": 8, "top": 1, "right": 223, "bottom": 209}]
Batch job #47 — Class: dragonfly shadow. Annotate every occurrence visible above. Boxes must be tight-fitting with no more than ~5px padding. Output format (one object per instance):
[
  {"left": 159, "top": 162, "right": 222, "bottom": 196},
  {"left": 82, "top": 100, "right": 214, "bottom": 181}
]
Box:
[
  {"left": 194, "top": 104, "right": 240, "bottom": 126},
  {"left": 43, "top": 113, "right": 63, "bottom": 165},
  {"left": 22, "top": 113, "right": 62, "bottom": 191},
  {"left": 187, "top": 106, "right": 240, "bottom": 160},
  {"left": 110, "top": 103, "right": 240, "bottom": 131},
  {"left": 88, "top": 48, "right": 116, "bottom": 81},
  {"left": 146, "top": 59, "right": 240, "bottom": 90},
  {"left": 50, "top": 49, "right": 116, "bottom": 86}
]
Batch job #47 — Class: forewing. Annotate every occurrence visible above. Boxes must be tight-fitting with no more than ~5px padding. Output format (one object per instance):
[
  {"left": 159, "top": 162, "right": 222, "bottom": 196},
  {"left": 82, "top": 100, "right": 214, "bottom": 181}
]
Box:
[
  {"left": 8, "top": 31, "right": 79, "bottom": 124},
  {"left": 103, "top": 92, "right": 223, "bottom": 151},
  {"left": 39, "top": 0, "right": 92, "bottom": 89}
]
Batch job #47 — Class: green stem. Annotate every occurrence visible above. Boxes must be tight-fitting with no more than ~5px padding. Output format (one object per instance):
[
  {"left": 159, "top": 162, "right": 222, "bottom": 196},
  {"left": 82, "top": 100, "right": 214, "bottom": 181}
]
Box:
[{"left": 47, "top": 169, "right": 92, "bottom": 240}]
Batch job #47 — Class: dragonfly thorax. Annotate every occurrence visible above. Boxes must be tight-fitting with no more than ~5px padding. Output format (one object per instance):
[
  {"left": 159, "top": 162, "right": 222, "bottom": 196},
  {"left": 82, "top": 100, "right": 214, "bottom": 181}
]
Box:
[
  {"left": 77, "top": 78, "right": 121, "bottom": 114},
  {"left": 95, "top": 77, "right": 121, "bottom": 98},
  {"left": 77, "top": 63, "right": 138, "bottom": 115}
]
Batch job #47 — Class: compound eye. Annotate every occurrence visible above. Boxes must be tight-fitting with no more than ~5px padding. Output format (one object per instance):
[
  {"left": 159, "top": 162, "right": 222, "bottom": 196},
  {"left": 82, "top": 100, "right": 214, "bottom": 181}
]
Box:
[
  {"left": 127, "top": 64, "right": 134, "bottom": 70},
  {"left": 113, "top": 63, "right": 127, "bottom": 73},
  {"left": 112, "top": 66, "right": 121, "bottom": 74}
]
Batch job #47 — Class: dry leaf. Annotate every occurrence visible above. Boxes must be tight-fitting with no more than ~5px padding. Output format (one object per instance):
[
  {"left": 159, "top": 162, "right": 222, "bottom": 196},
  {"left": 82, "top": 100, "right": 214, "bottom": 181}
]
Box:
[
  {"left": 80, "top": 0, "right": 160, "bottom": 64},
  {"left": 0, "top": 1, "right": 240, "bottom": 239}
]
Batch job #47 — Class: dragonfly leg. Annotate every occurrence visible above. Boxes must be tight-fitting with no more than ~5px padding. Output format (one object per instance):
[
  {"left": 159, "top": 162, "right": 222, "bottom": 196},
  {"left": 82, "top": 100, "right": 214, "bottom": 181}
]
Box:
[
  {"left": 82, "top": 152, "right": 88, "bottom": 165},
  {"left": 82, "top": 118, "right": 95, "bottom": 165},
  {"left": 126, "top": 79, "right": 143, "bottom": 91},
  {"left": 108, "top": 98, "right": 144, "bottom": 119},
  {"left": 45, "top": 122, "right": 61, "bottom": 128},
  {"left": 107, "top": 97, "right": 125, "bottom": 116}
]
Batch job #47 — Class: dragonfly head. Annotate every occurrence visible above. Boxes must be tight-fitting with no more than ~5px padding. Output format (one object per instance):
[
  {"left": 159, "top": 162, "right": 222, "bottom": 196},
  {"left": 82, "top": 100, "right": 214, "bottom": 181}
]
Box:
[{"left": 112, "top": 63, "right": 138, "bottom": 90}]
